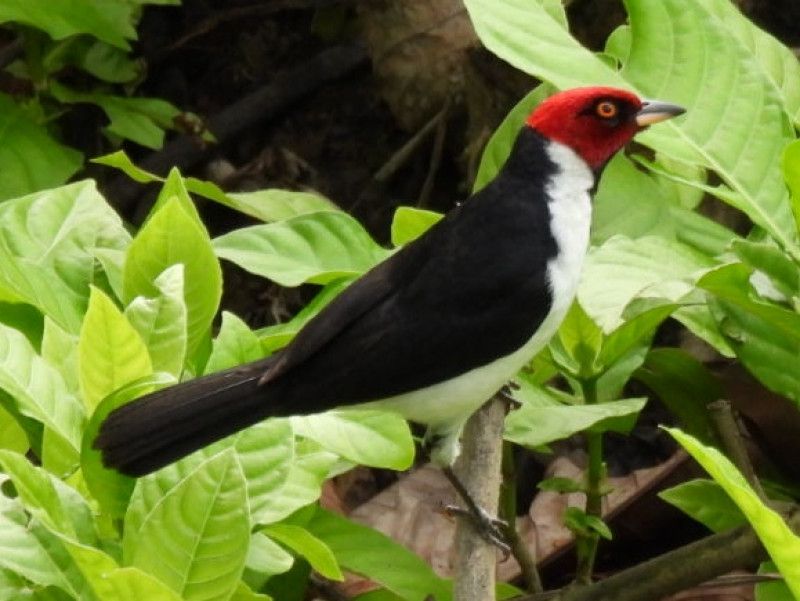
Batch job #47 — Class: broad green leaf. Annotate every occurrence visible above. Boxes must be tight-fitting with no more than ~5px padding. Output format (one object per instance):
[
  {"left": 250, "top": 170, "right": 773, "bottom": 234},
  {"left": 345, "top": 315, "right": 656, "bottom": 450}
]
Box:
[
  {"left": 563, "top": 507, "right": 612, "bottom": 540},
  {"left": 307, "top": 509, "right": 452, "bottom": 601},
  {"left": 733, "top": 239, "right": 800, "bottom": 299},
  {"left": 126, "top": 449, "right": 250, "bottom": 601},
  {"left": 246, "top": 532, "right": 294, "bottom": 576},
  {"left": 390, "top": 207, "right": 443, "bottom": 247},
  {"left": 261, "top": 523, "right": 343, "bottom": 581},
  {"left": 42, "top": 318, "right": 79, "bottom": 394},
  {"left": 205, "top": 312, "right": 263, "bottom": 374},
  {"left": 291, "top": 410, "right": 414, "bottom": 470},
  {"left": 463, "top": 0, "right": 799, "bottom": 251},
  {"left": 591, "top": 155, "right": 674, "bottom": 244},
  {"left": 0, "top": 323, "right": 84, "bottom": 464},
  {"left": 474, "top": 83, "right": 553, "bottom": 190},
  {"left": 598, "top": 303, "right": 677, "bottom": 369},
  {"left": 0, "top": 95, "right": 81, "bottom": 201},
  {"left": 0, "top": 180, "right": 130, "bottom": 332},
  {"left": 659, "top": 479, "right": 746, "bottom": 533},
  {"left": 149, "top": 168, "right": 203, "bottom": 228},
  {"left": 782, "top": 140, "right": 800, "bottom": 234},
  {"left": 635, "top": 348, "right": 721, "bottom": 444},
  {"left": 0, "top": 501, "right": 77, "bottom": 595},
  {"left": 232, "top": 581, "right": 273, "bottom": 601},
  {"left": 251, "top": 440, "right": 337, "bottom": 525},
  {"left": 81, "top": 372, "right": 176, "bottom": 518},
  {"left": 58, "top": 537, "right": 184, "bottom": 601},
  {"left": 553, "top": 302, "right": 603, "bottom": 376},
  {"left": 0, "top": 0, "right": 136, "bottom": 48},
  {"left": 124, "top": 196, "right": 222, "bottom": 359},
  {"left": 0, "top": 404, "right": 27, "bottom": 454},
  {"left": 699, "top": 264, "right": 800, "bottom": 404},
  {"left": 92, "top": 150, "right": 161, "bottom": 184},
  {"left": 79, "top": 287, "right": 152, "bottom": 411},
  {"left": 223, "top": 190, "right": 340, "bottom": 223},
  {"left": 125, "top": 419, "right": 294, "bottom": 534},
  {"left": 668, "top": 428, "right": 800, "bottom": 598},
  {"left": 757, "top": 562, "right": 793, "bottom": 601},
  {"left": 579, "top": 235, "right": 714, "bottom": 331},
  {"left": 125, "top": 265, "right": 187, "bottom": 377},
  {"left": 0, "top": 450, "right": 95, "bottom": 543},
  {"left": 214, "top": 212, "right": 389, "bottom": 287},
  {"left": 51, "top": 84, "right": 180, "bottom": 149},
  {"left": 505, "top": 397, "right": 646, "bottom": 448}
]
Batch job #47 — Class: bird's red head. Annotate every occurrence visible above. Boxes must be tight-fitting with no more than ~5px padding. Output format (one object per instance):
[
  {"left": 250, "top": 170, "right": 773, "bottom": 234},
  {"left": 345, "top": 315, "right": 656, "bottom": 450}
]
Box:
[{"left": 526, "top": 86, "right": 685, "bottom": 170}]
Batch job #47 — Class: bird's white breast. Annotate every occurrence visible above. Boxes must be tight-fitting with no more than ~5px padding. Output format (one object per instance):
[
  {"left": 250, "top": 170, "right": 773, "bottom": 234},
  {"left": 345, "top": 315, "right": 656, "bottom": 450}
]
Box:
[{"left": 361, "top": 141, "right": 594, "bottom": 460}]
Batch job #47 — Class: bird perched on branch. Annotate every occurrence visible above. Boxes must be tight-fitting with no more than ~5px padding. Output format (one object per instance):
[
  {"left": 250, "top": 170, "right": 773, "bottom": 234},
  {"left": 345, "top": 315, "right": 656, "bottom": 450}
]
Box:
[{"left": 96, "top": 86, "right": 683, "bottom": 544}]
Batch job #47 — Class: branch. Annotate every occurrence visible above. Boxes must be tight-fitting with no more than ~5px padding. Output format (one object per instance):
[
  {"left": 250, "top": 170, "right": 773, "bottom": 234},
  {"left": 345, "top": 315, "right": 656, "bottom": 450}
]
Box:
[{"left": 453, "top": 396, "right": 506, "bottom": 601}]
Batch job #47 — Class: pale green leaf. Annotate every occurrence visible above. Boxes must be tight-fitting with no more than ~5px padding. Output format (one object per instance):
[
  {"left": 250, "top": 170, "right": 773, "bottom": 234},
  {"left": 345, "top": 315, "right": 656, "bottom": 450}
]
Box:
[
  {"left": 41, "top": 318, "right": 79, "bottom": 394},
  {"left": 390, "top": 207, "right": 443, "bottom": 246},
  {"left": 307, "top": 509, "right": 452, "bottom": 601},
  {"left": 262, "top": 523, "right": 343, "bottom": 581},
  {"left": 126, "top": 449, "right": 250, "bottom": 601},
  {"left": 222, "top": 189, "right": 340, "bottom": 223},
  {"left": 125, "top": 265, "right": 188, "bottom": 377},
  {"left": 505, "top": 397, "right": 646, "bottom": 448},
  {"left": 205, "top": 312, "right": 263, "bottom": 374},
  {"left": 79, "top": 286, "right": 152, "bottom": 411},
  {"left": 124, "top": 196, "right": 222, "bottom": 358},
  {"left": 214, "top": 212, "right": 389, "bottom": 287},
  {"left": 0, "top": 180, "right": 130, "bottom": 332},
  {"left": 291, "top": 410, "right": 414, "bottom": 470},
  {"left": 246, "top": 532, "right": 294, "bottom": 576},
  {"left": 668, "top": 428, "right": 800, "bottom": 598},
  {"left": 659, "top": 478, "right": 746, "bottom": 533}
]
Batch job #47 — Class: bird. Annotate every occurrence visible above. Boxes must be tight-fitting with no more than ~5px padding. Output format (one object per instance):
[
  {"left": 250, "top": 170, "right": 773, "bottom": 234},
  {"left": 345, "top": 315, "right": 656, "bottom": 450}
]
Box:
[{"left": 95, "top": 86, "right": 684, "bottom": 540}]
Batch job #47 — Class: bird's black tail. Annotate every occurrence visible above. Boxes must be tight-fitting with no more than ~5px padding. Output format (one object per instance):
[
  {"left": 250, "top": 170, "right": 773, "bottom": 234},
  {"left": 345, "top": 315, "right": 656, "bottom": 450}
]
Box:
[{"left": 94, "top": 357, "right": 284, "bottom": 477}]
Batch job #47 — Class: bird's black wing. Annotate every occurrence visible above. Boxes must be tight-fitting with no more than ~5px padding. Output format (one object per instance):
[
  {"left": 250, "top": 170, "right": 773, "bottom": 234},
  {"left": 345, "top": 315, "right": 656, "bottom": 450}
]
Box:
[{"left": 263, "top": 173, "right": 558, "bottom": 412}]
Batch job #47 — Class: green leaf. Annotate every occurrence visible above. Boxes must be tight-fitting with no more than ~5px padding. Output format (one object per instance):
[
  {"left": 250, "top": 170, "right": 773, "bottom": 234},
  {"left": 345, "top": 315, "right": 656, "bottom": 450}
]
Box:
[
  {"left": 246, "top": 532, "right": 294, "bottom": 577},
  {"left": 214, "top": 212, "right": 389, "bottom": 287},
  {"left": 699, "top": 264, "right": 800, "bottom": 404},
  {"left": 306, "top": 509, "right": 452, "bottom": 601},
  {"left": 757, "top": 561, "right": 793, "bottom": 601},
  {"left": 79, "top": 287, "right": 153, "bottom": 412},
  {"left": 51, "top": 84, "right": 180, "bottom": 149},
  {"left": 291, "top": 410, "right": 414, "bottom": 470},
  {"left": 0, "top": 95, "right": 82, "bottom": 200},
  {"left": 538, "top": 477, "right": 584, "bottom": 494},
  {"left": 390, "top": 207, "right": 443, "bottom": 246},
  {"left": 579, "top": 235, "right": 714, "bottom": 331},
  {"left": 42, "top": 318, "right": 79, "bottom": 394},
  {"left": 205, "top": 312, "right": 263, "bottom": 374},
  {"left": 782, "top": 140, "right": 800, "bottom": 234},
  {"left": 221, "top": 189, "right": 341, "bottom": 223},
  {"left": 0, "top": 323, "right": 84, "bottom": 466},
  {"left": 732, "top": 239, "right": 800, "bottom": 299},
  {"left": 505, "top": 397, "right": 646, "bottom": 448},
  {"left": 474, "top": 83, "right": 553, "bottom": 190},
  {"left": 635, "top": 348, "right": 721, "bottom": 444},
  {"left": 261, "top": 523, "right": 343, "bottom": 581},
  {"left": 463, "top": 0, "right": 799, "bottom": 251},
  {"left": 124, "top": 196, "right": 222, "bottom": 359},
  {"left": 0, "top": 180, "right": 130, "bottom": 332},
  {"left": 0, "top": 0, "right": 136, "bottom": 48},
  {"left": 553, "top": 302, "right": 603, "bottom": 376},
  {"left": 563, "top": 507, "right": 612, "bottom": 540},
  {"left": 0, "top": 404, "right": 27, "bottom": 454},
  {"left": 58, "top": 536, "right": 184, "bottom": 601},
  {"left": 125, "top": 449, "right": 250, "bottom": 601},
  {"left": 598, "top": 303, "right": 677, "bottom": 369},
  {"left": 0, "top": 449, "right": 95, "bottom": 543},
  {"left": 92, "top": 150, "right": 163, "bottom": 184},
  {"left": 667, "top": 428, "right": 800, "bottom": 598},
  {"left": 659, "top": 478, "right": 746, "bottom": 533},
  {"left": 125, "top": 265, "right": 188, "bottom": 377}
]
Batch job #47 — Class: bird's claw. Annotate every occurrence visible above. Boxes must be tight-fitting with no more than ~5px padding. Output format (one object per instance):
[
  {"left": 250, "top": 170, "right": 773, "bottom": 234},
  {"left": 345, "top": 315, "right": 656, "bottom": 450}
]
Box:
[{"left": 444, "top": 503, "right": 511, "bottom": 555}]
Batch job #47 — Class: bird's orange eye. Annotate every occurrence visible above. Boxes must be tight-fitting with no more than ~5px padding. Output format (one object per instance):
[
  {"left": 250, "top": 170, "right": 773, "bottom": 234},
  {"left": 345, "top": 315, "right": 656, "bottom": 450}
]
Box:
[{"left": 596, "top": 101, "right": 618, "bottom": 118}]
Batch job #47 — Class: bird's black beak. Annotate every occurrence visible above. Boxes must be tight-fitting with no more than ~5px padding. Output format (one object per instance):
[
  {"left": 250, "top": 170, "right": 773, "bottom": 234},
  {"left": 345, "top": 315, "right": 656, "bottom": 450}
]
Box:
[{"left": 635, "top": 100, "right": 686, "bottom": 126}]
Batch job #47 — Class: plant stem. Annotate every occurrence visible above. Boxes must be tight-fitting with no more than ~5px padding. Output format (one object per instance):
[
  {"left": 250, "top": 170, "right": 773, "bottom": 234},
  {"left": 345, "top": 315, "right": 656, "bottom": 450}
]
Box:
[
  {"left": 575, "top": 377, "right": 603, "bottom": 585},
  {"left": 500, "top": 442, "right": 543, "bottom": 593}
]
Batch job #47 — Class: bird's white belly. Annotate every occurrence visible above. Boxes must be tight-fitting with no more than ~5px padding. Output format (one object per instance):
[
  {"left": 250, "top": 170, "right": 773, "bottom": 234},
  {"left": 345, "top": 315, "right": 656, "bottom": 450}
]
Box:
[{"left": 362, "top": 141, "right": 593, "bottom": 435}]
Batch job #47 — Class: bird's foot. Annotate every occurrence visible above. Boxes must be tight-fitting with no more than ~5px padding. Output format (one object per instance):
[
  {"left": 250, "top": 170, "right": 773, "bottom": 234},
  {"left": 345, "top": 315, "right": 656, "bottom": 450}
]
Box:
[{"left": 444, "top": 503, "right": 511, "bottom": 554}]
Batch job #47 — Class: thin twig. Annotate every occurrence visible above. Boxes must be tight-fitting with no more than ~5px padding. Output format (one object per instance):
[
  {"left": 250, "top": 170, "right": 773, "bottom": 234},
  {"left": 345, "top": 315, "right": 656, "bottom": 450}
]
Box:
[
  {"left": 708, "top": 399, "right": 767, "bottom": 501},
  {"left": 417, "top": 98, "right": 449, "bottom": 207}
]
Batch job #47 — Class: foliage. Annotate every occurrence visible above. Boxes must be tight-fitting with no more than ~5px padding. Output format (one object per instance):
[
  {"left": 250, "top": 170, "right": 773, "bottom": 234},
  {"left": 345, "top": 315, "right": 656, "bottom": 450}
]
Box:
[
  {"left": 0, "top": 0, "right": 187, "bottom": 200},
  {"left": 0, "top": 0, "right": 799, "bottom": 598}
]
